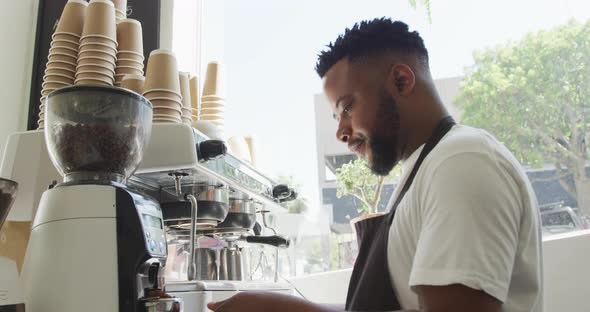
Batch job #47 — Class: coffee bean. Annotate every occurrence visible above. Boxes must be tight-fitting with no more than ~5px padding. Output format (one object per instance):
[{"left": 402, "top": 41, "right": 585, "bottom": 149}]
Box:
[{"left": 50, "top": 123, "right": 142, "bottom": 176}]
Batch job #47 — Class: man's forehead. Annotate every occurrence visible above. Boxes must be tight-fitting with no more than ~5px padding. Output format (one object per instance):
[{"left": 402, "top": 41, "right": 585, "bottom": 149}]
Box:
[{"left": 322, "top": 59, "right": 355, "bottom": 102}]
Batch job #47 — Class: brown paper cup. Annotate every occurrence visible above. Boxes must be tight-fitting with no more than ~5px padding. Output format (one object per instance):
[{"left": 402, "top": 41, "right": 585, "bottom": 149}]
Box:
[
  {"left": 41, "top": 88, "right": 56, "bottom": 97},
  {"left": 189, "top": 75, "right": 200, "bottom": 111},
  {"left": 55, "top": 0, "right": 88, "bottom": 35},
  {"left": 117, "top": 50, "right": 145, "bottom": 60},
  {"left": 116, "top": 9, "right": 126, "bottom": 20},
  {"left": 82, "top": 0, "right": 116, "bottom": 40},
  {"left": 77, "top": 64, "right": 116, "bottom": 76},
  {"left": 75, "top": 70, "right": 115, "bottom": 82},
  {"left": 51, "top": 39, "right": 80, "bottom": 51},
  {"left": 48, "top": 52, "right": 77, "bottom": 63},
  {"left": 113, "top": 0, "right": 127, "bottom": 13},
  {"left": 78, "top": 49, "right": 117, "bottom": 61},
  {"left": 153, "top": 109, "right": 182, "bottom": 118},
  {"left": 80, "top": 35, "right": 117, "bottom": 48},
  {"left": 115, "top": 58, "right": 144, "bottom": 68},
  {"left": 200, "top": 100, "right": 225, "bottom": 109},
  {"left": 199, "top": 113, "right": 224, "bottom": 121},
  {"left": 143, "top": 90, "right": 182, "bottom": 102},
  {"left": 151, "top": 99, "right": 183, "bottom": 110},
  {"left": 49, "top": 46, "right": 78, "bottom": 57},
  {"left": 77, "top": 55, "right": 116, "bottom": 68},
  {"left": 201, "top": 95, "right": 224, "bottom": 102},
  {"left": 115, "top": 66, "right": 144, "bottom": 76},
  {"left": 179, "top": 71, "right": 191, "bottom": 109},
  {"left": 79, "top": 42, "right": 117, "bottom": 55},
  {"left": 117, "top": 18, "right": 143, "bottom": 53},
  {"left": 42, "top": 81, "right": 70, "bottom": 89},
  {"left": 144, "top": 49, "right": 180, "bottom": 93},
  {"left": 202, "top": 61, "right": 225, "bottom": 97},
  {"left": 200, "top": 107, "right": 224, "bottom": 115},
  {"left": 45, "top": 63, "right": 77, "bottom": 75},
  {"left": 181, "top": 108, "right": 192, "bottom": 117},
  {"left": 75, "top": 77, "right": 113, "bottom": 86},
  {"left": 120, "top": 74, "right": 145, "bottom": 94},
  {"left": 43, "top": 73, "right": 75, "bottom": 84},
  {"left": 52, "top": 31, "right": 81, "bottom": 41}
]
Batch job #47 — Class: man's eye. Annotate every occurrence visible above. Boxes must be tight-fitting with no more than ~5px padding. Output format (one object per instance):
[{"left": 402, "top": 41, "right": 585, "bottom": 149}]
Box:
[{"left": 343, "top": 103, "right": 353, "bottom": 115}]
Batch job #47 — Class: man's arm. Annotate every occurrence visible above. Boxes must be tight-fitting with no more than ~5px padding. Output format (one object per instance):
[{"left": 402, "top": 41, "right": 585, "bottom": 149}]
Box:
[
  {"left": 207, "top": 288, "right": 498, "bottom": 312},
  {"left": 413, "top": 284, "right": 501, "bottom": 312}
]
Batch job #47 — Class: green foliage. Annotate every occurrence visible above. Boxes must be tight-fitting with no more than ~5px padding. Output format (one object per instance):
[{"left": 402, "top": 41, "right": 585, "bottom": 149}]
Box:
[
  {"left": 408, "top": 0, "right": 432, "bottom": 23},
  {"left": 335, "top": 158, "right": 398, "bottom": 215},
  {"left": 456, "top": 19, "right": 590, "bottom": 212}
]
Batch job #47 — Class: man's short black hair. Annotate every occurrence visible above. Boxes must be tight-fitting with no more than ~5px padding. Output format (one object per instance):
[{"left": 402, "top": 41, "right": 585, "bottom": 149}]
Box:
[{"left": 315, "top": 18, "right": 429, "bottom": 78}]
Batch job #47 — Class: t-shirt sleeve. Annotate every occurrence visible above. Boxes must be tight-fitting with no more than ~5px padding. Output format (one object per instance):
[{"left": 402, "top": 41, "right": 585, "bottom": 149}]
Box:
[{"left": 408, "top": 151, "right": 522, "bottom": 302}]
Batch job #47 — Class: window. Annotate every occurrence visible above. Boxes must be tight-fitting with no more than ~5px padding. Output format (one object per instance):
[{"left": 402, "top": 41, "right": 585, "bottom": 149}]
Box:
[{"left": 173, "top": 2, "right": 590, "bottom": 304}]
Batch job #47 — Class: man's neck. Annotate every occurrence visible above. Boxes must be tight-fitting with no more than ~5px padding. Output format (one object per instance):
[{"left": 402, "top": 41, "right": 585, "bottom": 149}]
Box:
[{"left": 399, "top": 98, "right": 449, "bottom": 161}]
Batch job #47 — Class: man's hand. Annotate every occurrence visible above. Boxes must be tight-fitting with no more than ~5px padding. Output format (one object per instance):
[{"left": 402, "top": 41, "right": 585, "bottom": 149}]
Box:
[
  {"left": 413, "top": 284, "right": 502, "bottom": 312},
  {"left": 207, "top": 292, "right": 334, "bottom": 312}
]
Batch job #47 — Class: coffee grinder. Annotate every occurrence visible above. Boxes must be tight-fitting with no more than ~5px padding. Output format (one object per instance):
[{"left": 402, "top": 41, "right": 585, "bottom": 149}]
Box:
[{"left": 21, "top": 86, "right": 179, "bottom": 311}]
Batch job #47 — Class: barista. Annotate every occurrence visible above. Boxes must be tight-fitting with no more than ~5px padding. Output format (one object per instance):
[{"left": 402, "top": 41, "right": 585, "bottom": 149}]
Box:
[{"left": 207, "top": 18, "right": 543, "bottom": 312}]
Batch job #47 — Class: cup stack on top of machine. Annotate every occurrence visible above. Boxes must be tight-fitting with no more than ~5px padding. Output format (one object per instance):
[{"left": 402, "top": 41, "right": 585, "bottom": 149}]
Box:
[
  {"left": 178, "top": 72, "right": 193, "bottom": 125},
  {"left": 114, "top": 19, "right": 144, "bottom": 86},
  {"left": 75, "top": 0, "right": 117, "bottom": 86},
  {"left": 143, "top": 49, "right": 183, "bottom": 123},
  {"left": 113, "top": 0, "right": 127, "bottom": 22},
  {"left": 189, "top": 75, "right": 200, "bottom": 120},
  {"left": 200, "top": 62, "right": 226, "bottom": 130},
  {"left": 39, "top": 0, "right": 87, "bottom": 129}
]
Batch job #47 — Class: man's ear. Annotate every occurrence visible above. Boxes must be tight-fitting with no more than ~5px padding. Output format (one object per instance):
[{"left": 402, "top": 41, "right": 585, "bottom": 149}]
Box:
[{"left": 386, "top": 64, "right": 416, "bottom": 96}]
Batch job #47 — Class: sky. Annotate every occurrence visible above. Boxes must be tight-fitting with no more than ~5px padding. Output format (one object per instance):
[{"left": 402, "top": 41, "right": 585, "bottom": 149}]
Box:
[{"left": 177, "top": 0, "right": 590, "bottom": 213}]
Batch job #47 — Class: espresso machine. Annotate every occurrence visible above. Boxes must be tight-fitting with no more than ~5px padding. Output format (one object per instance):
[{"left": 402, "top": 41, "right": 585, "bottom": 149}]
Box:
[
  {"left": 21, "top": 86, "right": 181, "bottom": 312},
  {"left": 127, "top": 119, "right": 297, "bottom": 311},
  {"left": 1, "top": 87, "right": 297, "bottom": 312}
]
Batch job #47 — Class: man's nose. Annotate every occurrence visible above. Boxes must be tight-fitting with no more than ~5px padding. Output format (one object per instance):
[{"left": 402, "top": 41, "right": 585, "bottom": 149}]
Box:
[{"left": 336, "top": 119, "right": 351, "bottom": 143}]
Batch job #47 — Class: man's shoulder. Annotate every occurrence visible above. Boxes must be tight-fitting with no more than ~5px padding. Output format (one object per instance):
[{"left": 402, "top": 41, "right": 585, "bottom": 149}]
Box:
[{"left": 421, "top": 124, "right": 502, "bottom": 168}]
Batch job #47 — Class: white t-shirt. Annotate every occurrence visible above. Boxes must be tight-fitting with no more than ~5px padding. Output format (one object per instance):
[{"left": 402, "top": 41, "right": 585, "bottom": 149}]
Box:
[{"left": 387, "top": 125, "right": 543, "bottom": 311}]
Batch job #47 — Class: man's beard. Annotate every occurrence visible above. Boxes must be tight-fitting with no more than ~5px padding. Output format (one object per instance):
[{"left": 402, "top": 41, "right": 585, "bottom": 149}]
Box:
[{"left": 366, "top": 90, "right": 401, "bottom": 176}]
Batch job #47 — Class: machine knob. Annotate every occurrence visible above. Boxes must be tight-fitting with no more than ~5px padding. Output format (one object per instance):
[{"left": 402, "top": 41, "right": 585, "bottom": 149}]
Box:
[
  {"left": 272, "top": 184, "right": 297, "bottom": 202},
  {"left": 197, "top": 140, "right": 227, "bottom": 162}
]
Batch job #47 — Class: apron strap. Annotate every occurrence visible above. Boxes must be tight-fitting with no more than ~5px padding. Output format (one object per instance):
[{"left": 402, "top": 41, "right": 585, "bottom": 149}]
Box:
[{"left": 388, "top": 116, "right": 456, "bottom": 224}]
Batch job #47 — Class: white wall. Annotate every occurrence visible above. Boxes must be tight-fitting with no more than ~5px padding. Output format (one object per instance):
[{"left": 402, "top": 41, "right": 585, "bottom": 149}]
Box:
[
  {"left": 542, "top": 230, "right": 590, "bottom": 311},
  {"left": 288, "top": 232, "right": 590, "bottom": 310},
  {"left": 0, "top": 0, "right": 39, "bottom": 160}
]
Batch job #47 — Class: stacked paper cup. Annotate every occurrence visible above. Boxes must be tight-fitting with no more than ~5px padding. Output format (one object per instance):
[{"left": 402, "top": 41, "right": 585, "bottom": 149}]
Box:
[
  {"left": 179, "top": 72, "right": 193, "bottom": 125},
  {"left": 113, "top": 0, "right": 127, "bottom": 22},
  {"left": 189, "top": 75, "right": 200, "bottom": 121},
  {"left": 120, "top": 74, "right": 145, "bottom": 94},
  {"left": 143, "top": 50, "right": 182, "bottom": 123},
  {"left": 115, "top": 19, "right": 144, "bottom": 86},
  {"left": 40, "top": 0, "right": 88, "bottom": 129},
  {"left": 200, "top": 62, "right": 226, "bottom": 129},
  {"left": 75, "top": 0, "right": 117, "bottom": 86}
]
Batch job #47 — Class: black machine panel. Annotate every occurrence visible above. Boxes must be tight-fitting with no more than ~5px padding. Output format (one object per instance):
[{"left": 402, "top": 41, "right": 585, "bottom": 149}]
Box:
[{"left": 115, "top": 187, "right": 166, "bottom": 312}]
